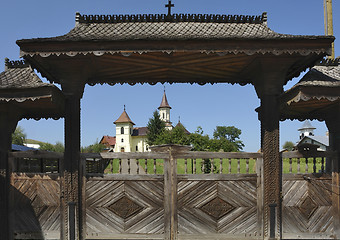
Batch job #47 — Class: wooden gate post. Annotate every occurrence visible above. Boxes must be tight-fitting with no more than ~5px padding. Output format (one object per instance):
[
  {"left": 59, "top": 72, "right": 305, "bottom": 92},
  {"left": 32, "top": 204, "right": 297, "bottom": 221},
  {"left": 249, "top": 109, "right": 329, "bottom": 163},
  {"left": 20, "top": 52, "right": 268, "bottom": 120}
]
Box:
[
  {"left": 0, "top": 108, "right": 19, "bottom": 240},
  {"left": 258, "top": 94, "right": 282, "bottom": 240},
  {"left": 152, "top": 144, "right": 190, "bottom": 240},
  {"left": 326, "top": 111, "right": 340, "bottom": 238},
  {"left": 61, "top": 83, "right": 85, "bottom": 240},
  {"left": 164, "top": 145, "right": 178, "bottom": 240},
  {"left": 254, "top": 58, "right": 289, "bottom": 240}
]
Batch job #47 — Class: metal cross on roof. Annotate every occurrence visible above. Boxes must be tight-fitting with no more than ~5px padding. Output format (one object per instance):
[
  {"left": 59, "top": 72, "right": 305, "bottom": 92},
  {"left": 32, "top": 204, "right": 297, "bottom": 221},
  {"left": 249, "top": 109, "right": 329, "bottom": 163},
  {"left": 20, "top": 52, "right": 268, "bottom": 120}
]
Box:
[{"left": 165, "top": 0, "right": 174, "bottom": 16}]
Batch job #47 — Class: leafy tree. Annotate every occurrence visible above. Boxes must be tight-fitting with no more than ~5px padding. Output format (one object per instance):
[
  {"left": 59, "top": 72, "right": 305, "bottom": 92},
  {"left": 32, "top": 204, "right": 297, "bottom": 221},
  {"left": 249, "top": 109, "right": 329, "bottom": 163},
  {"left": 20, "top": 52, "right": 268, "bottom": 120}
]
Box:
[
  {"left": 146, "top": 110, "right": 166, "bottom": 146},
  {"left": 81, "top": 141, "right": 105, "bottom": 153},
  {"left": 208, "top": 138, "right": 239, "bottom": 152},
  {"left": 189, "top": 127, "right": 210, "bottom": 151},
  {"left": 154, "top": 123, "right": 190, "bottom": 146},
  {"left": 12, "top": 126, "right": 26, "bottom": 145},
  {"left": 213, "top": 126, "right": 244, "bottom": 151},
  {"left": 283, "top": 141, "right": 295, "bottom": 151},
  {"left": 40, "top": 141, "right": 64, "bottom": 152},
  {"left": 53, "top": 142, "right": 65, "bottom": 152}
]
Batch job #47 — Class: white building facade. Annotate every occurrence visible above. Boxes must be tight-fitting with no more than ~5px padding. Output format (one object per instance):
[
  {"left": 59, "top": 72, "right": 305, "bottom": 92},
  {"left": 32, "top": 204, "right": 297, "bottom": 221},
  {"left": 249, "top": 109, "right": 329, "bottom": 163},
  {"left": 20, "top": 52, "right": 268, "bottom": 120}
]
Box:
[{"left": 113, "top": 91, "right": 172, "bottom": 152}]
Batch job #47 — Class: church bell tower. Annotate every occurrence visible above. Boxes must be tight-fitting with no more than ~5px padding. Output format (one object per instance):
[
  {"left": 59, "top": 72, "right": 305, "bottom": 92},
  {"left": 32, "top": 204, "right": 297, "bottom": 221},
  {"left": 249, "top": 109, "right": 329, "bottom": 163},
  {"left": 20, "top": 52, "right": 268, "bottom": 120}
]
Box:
[{"left": 158, "top": 90, "right": 172, "bottom": 130}]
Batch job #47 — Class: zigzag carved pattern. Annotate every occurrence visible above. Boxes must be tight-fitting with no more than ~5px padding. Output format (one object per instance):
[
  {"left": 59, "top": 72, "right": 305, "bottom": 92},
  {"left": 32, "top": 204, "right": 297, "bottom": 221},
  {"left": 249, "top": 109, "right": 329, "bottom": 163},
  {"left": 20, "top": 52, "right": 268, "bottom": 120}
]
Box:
[
  {"left": 86, "top": 180, "right": 164, "bottom": 234},
  {"left": 282, "top": 179, "right": 334, "bottom": 234},
  {"left": 11, "top": 174, "right": 60, "bottom": 233},
  {"left": 177, "top": 180, "right": 258, "bottom": 234}
]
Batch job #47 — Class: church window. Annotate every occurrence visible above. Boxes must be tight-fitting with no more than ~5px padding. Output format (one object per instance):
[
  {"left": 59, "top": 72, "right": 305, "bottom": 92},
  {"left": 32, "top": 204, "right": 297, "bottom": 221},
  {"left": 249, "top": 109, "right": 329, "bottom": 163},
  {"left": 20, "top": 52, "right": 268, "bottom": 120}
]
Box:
[
  {"left": 121, "top": 138, "right": 124, "bottom": 143},
  {"left": 121, "top": 127, "right": 124, "bottom": 134},
  {"left": 136, "top": 146, "right": 138, "bottom": 151},
  {"left": 163, "top": 113, "right": 165, "bottom": 119}
]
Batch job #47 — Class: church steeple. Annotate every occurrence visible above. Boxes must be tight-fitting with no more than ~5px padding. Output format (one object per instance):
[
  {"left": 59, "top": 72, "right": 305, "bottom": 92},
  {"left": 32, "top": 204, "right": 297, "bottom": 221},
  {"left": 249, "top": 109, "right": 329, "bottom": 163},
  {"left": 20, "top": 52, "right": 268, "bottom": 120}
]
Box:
[
  {"left": 158, "top": 89, "right": 172, "bottom": 130},
  {"left": 158, "top": 89, "right": 171, "bottom": 110},
  {"left": 298, "top": 120, "right": 316, "bottom": 139}
]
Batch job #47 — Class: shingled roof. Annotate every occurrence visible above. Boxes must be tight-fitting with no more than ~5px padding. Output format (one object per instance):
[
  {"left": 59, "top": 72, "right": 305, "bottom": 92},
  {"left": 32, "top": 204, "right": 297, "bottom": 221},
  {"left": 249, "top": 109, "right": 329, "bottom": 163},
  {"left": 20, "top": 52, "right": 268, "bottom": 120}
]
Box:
[
  {"left": 16, "top": 10, "right": 334, "bottom": 87},
  {"left": 0, "top": 59, "right": 64, "bottom": 119},
  {"left": 0, "top": 59, "right": 51, "bottom": 89},
  {"left": 279, "top": 57, "right": 340, "bottom": 121},
  {"left": 17, "top": 12, "right": 333, "bottom": 45},
  {"left": 293, "top": 58, "right": 340, "bottom": 88}
]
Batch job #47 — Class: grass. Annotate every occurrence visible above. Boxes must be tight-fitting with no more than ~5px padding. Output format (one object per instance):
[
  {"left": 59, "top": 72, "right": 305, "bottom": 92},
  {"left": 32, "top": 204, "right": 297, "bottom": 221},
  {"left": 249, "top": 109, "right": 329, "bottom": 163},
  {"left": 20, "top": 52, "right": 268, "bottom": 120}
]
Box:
[{"left": 102, "top": 157, "right": 326, "bottom": 175}]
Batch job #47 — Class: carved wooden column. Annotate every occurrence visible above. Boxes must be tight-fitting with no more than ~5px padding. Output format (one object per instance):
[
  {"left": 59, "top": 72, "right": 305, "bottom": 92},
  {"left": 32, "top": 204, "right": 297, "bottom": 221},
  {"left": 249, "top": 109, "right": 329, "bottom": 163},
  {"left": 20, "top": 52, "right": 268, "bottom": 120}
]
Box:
[
  {"left": 325, "top": 107, "right": 340, "bottom": 238},
  {"left": 0, "top": 106, "right": 19, "bottom": 240},
  {"left": 259, "top": 95, "right": 281, "bottom": 240},
  {"left": 253, "top": 58, "right": 289, "bottom": 240},
  {"left": 61, "top": 83, "right": 85, "bottom": 240}
]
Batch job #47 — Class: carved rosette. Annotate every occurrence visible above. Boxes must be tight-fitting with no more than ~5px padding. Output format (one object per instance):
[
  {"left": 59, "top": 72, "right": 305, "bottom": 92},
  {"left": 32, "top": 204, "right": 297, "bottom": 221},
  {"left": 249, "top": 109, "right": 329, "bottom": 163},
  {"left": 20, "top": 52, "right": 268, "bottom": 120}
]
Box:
[
  {"left": 108, "top": 195, "right": 143, "bottom": 220},
  {"left": 299, "top": 196, "right": 318, "bottom": 220},
  {"left": 200, "top": 197, "right": 235, "bottom": 220}
]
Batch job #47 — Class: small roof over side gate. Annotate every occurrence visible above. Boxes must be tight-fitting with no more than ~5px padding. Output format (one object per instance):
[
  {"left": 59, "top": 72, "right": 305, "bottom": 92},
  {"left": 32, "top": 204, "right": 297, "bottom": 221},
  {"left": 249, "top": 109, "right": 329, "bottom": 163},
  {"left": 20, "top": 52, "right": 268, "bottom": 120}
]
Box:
[
  {"left": 16, "top": 12, "right": 334, "bottom": 89},
  {"left": 0, "top": 59, "right": 64, "bottom": 120},
  {"left": 280, "top": 58, "right": 340, "bottom": 121}
]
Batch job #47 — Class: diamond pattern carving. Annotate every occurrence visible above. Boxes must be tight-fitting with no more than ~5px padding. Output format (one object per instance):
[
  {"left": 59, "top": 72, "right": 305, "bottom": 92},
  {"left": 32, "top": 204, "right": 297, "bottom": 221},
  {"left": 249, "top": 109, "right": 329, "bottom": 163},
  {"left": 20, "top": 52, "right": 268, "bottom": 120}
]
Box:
[
  {"left": 31, "top": 194, "right": 47, "bottom": 217},
  {"left": 200, "top": 197, "right": 235, "bottom": 220},
  {"left": 108, "top": 196, "right": 143, "bottom": 219},
  {"left": 299, "top": 196, "right": 318, "bottom": 219}
]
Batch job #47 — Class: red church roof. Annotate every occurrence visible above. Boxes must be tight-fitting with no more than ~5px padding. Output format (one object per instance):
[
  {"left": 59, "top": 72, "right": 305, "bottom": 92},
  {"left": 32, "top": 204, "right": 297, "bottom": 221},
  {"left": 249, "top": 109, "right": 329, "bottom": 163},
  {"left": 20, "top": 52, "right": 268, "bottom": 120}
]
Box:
[
  {"left": 114, "top": 109, "right": 135, "bottom": 125},
  {"left": 100, "top": 135, "right": 116, "bottom": 146}
]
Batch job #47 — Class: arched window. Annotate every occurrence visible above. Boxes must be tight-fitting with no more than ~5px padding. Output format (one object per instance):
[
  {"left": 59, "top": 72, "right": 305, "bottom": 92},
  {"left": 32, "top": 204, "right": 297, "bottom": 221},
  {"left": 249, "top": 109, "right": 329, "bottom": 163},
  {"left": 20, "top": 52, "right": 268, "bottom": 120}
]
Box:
[
  {"left": 136, "top": 145, "right": 138, "bottom": 151},
  {"left": 121, "top": 127, "right": 124, "bottom": 134},
  {"left": 121, "top": 147, "right": 125, "bottom": 152},
  {"left": 163, "top": 113, "right": 165, "bottom": 119}
]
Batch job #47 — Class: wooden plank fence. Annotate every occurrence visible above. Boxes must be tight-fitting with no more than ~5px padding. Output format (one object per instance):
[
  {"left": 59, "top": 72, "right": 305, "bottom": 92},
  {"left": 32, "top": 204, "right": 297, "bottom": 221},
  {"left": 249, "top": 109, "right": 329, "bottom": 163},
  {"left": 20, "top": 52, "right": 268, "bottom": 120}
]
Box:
[{"left": 7, "top": 147, "right": 339, "bottom": 240}]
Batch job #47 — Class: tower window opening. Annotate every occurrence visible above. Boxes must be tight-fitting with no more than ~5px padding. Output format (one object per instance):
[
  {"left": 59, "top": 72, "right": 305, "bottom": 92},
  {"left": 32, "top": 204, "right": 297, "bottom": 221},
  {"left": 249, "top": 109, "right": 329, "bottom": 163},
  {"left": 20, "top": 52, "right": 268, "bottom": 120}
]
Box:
[{"left": 121, "top": 127, "right": 124, "bottom": 134}]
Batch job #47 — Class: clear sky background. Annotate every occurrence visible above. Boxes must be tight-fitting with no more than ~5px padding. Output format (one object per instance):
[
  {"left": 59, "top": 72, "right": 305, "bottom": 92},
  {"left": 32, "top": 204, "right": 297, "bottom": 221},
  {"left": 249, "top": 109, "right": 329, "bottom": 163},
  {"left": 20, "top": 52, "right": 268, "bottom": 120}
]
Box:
[{"left": 0, "top": 0, "right": 339, "bottom": 151}]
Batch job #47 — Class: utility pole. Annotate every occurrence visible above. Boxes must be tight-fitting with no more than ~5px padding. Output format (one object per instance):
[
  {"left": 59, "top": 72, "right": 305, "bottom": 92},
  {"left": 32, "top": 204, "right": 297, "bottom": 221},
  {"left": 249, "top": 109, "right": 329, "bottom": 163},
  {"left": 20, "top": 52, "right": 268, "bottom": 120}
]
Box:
[{"left": 324, "top": 0, "right": 335, "bottom": 59}]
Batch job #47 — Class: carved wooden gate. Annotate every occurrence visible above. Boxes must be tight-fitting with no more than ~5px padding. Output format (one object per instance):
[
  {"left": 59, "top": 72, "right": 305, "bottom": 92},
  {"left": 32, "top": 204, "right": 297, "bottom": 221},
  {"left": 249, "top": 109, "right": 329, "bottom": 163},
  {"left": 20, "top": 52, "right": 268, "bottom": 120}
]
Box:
[
  {"left": 8, "top": 149, "right": 339, "bottom": 240},
  {"left": 282, "top": 175, "right": 334, "bottom": 239},
  {"left": 84, "top": 148, "right": 263, "bottom": 240},
  {"left": 86, "top": 176, "right": 165, "bottom": 239},
  {"left": 11, "top": 173, "right": 61, "bottom": 240}
]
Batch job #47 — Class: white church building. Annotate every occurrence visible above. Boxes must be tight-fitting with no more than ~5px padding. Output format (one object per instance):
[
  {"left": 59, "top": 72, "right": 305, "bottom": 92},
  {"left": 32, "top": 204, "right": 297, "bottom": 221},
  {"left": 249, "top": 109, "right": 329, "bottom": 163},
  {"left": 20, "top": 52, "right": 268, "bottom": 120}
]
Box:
[
  {"left": 296, "top": 120, "right": 329, "bottom": 151},
  {"left": 100, "top": 91, "right": 173, "bottom": 152}
]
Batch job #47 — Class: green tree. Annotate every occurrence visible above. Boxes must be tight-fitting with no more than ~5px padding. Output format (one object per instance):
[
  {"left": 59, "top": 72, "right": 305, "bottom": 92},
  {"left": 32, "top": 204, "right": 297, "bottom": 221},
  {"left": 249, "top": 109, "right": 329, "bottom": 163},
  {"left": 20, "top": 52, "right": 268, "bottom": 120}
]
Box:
[
  {"left": 81, "top": 141, "right": 105, "bottom": 153},
  {"left": 12, "top": 126, "right": 26, "bottom": 145},
  {"left": 40, "top": 141, "right": 64, "bottom": 152},
  {"left": 283, "top": 141, "right": 295, "bottom": 151},
  {"left": 189, "top": 127, "right": 210, "bottom": 151},
  {"left": 146, "top": 110, "right": 166, "bottom": 146},
  {"left": 213, "top": 126, "right": 244, "bottom": 151},
  {"left": 154, "top": 124, "right": 190, "bottom": 145},
  {"left": 53, "top": 142, "right": 65, "bottom": 152}
]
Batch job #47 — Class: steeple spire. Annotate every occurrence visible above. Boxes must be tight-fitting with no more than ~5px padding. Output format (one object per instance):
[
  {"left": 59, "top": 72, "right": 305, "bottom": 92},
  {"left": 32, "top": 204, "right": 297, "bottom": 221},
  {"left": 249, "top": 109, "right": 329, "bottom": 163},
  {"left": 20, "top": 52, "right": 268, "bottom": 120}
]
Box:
[{"left": 158, "top": 89, "right": 171, "bottom": 109}]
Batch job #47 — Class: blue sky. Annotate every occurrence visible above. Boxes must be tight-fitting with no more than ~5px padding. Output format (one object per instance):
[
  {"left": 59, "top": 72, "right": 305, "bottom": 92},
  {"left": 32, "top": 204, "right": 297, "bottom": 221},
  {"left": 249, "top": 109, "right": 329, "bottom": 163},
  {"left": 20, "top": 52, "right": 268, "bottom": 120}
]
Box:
[{"left": 0, "top": 1, "right": 339, "bottom": 151}]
